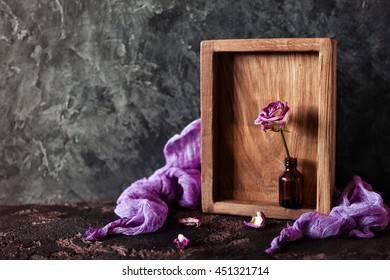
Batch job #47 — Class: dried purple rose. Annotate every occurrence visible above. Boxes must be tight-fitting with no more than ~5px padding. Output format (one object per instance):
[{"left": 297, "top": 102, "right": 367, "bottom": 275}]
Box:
[
  {"left": 173, "top": 234, "right": 190, "bottom": 249},
  {"left": 178, "top": 217, "right": 201, "bottom": 228},
  {"left": 244, "top": 211, "right": 266, "bottom": 228},
  {"left": 254, "top": 101, "right": 290, "bottom": 132},
  {"left": 254, "top": 101, "right": 291, "bottom": 158}
]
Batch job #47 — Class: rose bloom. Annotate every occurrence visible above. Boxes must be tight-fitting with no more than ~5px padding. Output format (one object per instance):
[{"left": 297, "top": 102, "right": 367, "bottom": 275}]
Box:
[{"left": 254, "top": 101, "right": 290, "bottom": 132}]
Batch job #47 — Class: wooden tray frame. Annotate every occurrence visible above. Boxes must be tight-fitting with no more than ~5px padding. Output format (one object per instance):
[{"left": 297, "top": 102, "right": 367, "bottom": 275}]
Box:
[{"left": 201, "top": 38, "right": 336, "bottom": 219}]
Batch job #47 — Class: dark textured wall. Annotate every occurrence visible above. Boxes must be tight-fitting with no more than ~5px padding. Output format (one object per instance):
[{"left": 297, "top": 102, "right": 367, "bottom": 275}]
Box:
[{"left": 0, "top": 0, "right": 389, "bottom": 204}]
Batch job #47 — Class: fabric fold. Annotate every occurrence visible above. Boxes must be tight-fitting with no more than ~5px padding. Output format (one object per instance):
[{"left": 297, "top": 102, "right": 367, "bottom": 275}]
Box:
[
  {"left": 266, "top": 175, "right": 390, "bottom": 254},
  {"left": 84, "top": 119, "right": 201, "bottom": 241}
]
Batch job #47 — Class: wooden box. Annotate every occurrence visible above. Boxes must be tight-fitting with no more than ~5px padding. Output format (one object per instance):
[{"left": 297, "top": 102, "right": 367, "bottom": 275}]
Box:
[{"left": 201, "top": 38, "right": 336, "bottom": 219}]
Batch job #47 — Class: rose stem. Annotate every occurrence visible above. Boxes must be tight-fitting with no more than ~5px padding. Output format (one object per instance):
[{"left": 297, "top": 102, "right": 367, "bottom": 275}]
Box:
[{"left": 280, "top": 130, "right": 291, "bottom": 159}]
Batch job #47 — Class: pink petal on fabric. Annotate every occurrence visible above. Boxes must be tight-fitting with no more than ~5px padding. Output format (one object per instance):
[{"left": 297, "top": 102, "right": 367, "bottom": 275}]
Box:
[
  {"left": 84, "top": 119, "right": 201, "bottom": 241},
  {"left": 265, "top": 176, "right": 390, "bottom": 254}
]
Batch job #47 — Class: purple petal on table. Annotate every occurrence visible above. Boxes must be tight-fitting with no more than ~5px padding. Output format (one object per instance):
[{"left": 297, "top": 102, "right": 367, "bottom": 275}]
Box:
[
  {"left": 178, "top": 217, "right": 201, "bottom": 227},
  {"left": 173, "top": 234, "right": 190, "bottom": 249},
  {"left": 244, "top": 211, "right": 266, "bottom": 228}
]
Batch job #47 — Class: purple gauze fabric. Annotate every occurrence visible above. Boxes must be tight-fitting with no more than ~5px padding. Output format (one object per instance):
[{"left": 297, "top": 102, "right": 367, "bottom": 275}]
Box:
[
  {"left": 84, "top": 119, "right": 201, "bottom": 241},
  {"left": 266, "top": 175, "right": 390, "bottom": 254}
]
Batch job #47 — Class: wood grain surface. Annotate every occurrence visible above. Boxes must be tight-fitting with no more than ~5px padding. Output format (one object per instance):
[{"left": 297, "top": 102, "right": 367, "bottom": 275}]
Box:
[{"left": 201, "top": 38, "right": 336, "bottom": 219}]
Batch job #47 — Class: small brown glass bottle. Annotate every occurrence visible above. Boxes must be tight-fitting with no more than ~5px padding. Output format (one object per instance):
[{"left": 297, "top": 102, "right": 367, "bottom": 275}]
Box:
[{"left": 279, "top": 157, "right": 304, "bottom": 208}]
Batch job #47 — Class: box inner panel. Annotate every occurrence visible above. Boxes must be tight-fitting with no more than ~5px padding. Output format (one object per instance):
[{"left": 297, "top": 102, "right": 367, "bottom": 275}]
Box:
[{"left": 214, "top": 51, "right": 319, "bottom": 208}]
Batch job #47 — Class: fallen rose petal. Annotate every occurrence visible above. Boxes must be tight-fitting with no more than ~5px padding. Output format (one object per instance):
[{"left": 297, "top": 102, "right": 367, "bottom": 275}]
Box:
[
  {"left": 173, "top": 234, "right": 190, "bottom": 249},
  {"left": 244, "top": 211, "right": 266, "bottom": 228},
  {"left": 178, "top": 217, "right": 201, "bottom": 227}
]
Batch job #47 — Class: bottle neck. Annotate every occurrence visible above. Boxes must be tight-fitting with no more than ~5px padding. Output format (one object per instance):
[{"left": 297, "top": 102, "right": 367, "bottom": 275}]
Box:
[{"left": 284, "top": 157, "right": 298, "bottom": 170}]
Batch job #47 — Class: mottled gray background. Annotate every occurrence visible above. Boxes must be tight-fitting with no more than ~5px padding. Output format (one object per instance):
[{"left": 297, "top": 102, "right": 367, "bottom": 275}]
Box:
[{"left": 0, "top": 0, "right": 389, "bottom": 204}]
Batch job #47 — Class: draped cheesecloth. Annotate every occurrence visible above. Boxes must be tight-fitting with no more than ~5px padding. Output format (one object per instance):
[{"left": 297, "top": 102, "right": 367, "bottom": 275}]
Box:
[
  {"left": 84, "top": 119, "right": 201, "bottom": 240},
  {"left": 265, "top": 175, "right": 390, "bottom": 253}
]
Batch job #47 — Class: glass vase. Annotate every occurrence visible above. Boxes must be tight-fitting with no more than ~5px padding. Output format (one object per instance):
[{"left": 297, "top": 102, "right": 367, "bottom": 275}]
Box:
[{"left": 279, "top": 157, "right": 304, "bottom": 209}]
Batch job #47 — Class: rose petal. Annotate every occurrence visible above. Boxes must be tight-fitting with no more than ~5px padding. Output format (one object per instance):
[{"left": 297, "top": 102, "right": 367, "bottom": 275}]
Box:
[
  {"left": 178, "top": 217, "right": 201, "bottom": 227},
  {"left": 244, "top": 211, "right": 266, "bottom": 228},
  {"left": 173, "top": 234, "right": 190, "bottom": 249}
]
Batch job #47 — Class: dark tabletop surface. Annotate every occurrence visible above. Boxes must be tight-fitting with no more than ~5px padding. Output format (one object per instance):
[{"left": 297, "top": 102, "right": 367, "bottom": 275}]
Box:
[{"left": 0, "top": 202, "right": 389, "bottom": 260}]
